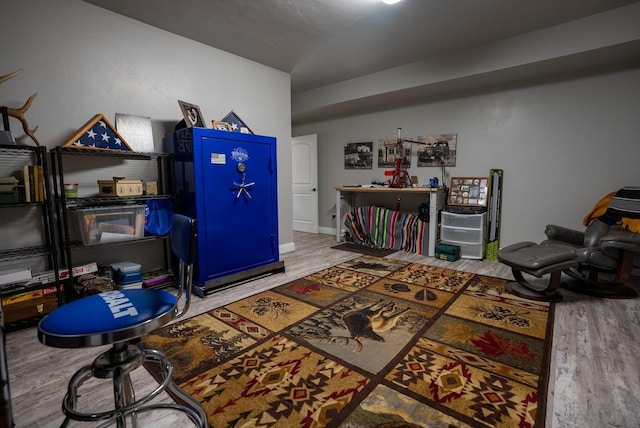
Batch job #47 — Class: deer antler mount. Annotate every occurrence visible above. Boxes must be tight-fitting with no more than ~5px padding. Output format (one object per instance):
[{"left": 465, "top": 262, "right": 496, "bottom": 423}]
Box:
[{"left": 1, "top": 68, "right": 40, "bottom": 147}]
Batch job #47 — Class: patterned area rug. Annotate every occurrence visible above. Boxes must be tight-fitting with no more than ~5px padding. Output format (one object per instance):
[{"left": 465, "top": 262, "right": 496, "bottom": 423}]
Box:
[{"left": 142, "top": 256, "right": 554, "bottom": 427}]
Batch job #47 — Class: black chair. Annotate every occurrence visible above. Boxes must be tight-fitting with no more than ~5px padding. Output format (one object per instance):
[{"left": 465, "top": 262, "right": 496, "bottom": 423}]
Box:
[{"left": 37, "top": 214, "right": 206, "bottom": 427}]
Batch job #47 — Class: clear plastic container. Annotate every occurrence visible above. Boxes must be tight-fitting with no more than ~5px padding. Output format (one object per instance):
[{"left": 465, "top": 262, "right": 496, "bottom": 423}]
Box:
[{"left": 74, "top": 205, "right": 145, "bottom": 245}]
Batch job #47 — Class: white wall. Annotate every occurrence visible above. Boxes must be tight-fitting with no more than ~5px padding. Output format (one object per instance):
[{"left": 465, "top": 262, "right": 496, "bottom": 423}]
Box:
[
  {"left": 1, "top": 0, "right": 294, "bottom": 269},
  {"left": 293, "top": 66, "right": 640, "bottom": 247}
]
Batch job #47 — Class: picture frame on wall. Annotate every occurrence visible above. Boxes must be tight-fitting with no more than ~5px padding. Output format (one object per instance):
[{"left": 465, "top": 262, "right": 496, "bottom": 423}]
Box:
[
  {"left": 377, "top": 138, "right": 411, "bottom": 168},
  {"left": 416, "top": 133, "right": 457, "bottom": 167},
  {"left": 178, "top": 100, "right": 205, "bottom": 128},
  {"left": 344, "top": 142, "right": 373, "bottom": 169},
  {"left": 448, "top": 176, "right": 488, "bottom": 207}
]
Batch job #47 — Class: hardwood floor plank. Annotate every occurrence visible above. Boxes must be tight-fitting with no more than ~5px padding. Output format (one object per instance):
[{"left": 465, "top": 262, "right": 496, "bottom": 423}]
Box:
[{"left": 5, "top": 232, "right": 640, "bottom": 427}]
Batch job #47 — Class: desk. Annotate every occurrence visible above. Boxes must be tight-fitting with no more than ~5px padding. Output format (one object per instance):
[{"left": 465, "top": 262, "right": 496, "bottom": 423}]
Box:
[{"left": 335, "top": 186, "right": 443, "bottom": 256}]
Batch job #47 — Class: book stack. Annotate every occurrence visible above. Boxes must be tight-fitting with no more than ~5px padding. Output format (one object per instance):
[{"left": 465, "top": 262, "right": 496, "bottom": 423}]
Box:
[{"left": 22, "top": 164, "right": 45, "bottom": 202}]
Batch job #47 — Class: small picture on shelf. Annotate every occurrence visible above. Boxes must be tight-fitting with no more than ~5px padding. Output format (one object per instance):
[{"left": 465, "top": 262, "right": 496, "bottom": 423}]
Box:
[
  {"left": 115, "top": 113, "right": 154, "bottom": 153},
  {"left": 448, "top": 176, "right": 488, "bottom": 206},
  {"left": 211, "top": 120, "right": 232, "bottom": 131},
  {"left": 178, "top": 100, "right": 205, "bottom": 128}
]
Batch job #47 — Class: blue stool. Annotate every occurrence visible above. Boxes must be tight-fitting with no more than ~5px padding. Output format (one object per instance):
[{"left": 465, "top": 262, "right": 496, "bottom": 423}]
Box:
[{"left": 37, "top": 214, "right": 206, "bottom": 427}]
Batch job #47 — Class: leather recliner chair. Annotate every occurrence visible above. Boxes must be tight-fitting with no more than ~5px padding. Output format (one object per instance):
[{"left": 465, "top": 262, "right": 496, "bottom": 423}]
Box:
[{"left": 542, "top": 218, "right": 640, "bottom": 298}]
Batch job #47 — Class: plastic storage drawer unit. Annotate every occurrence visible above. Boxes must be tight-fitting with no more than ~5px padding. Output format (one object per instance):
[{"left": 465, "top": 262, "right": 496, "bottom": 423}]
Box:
[{"left": 439, "top": 211, "right": 487, "bottom": 259}]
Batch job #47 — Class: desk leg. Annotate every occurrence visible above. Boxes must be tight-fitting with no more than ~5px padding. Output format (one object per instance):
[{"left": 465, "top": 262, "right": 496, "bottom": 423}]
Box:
[
  {"left": 335, "top": 190, "right": 341, "bottom": 242},
  {"left": 428, "top": 191, "right": 438, "bottom": 256}
]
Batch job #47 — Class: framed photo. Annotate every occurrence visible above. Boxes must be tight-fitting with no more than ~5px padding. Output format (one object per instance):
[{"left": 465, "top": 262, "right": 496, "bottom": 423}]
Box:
[
  {"left": 211, "top": 120, "right": 232, "bottom": 131},
  {"left": 448, "top": 177, "right": 488, "bottom": 207},
  {"left": 377, "top": 138, "right": 411, "bottom": 168},
  {"left": 416, "top": 133, "right": 457, "bottom": 167},
  {"left": 344, "top": 142, "right": 373, "bottom": 169},
  {"left": 178, "top": 100, "right": 205, "bottom": 128}
]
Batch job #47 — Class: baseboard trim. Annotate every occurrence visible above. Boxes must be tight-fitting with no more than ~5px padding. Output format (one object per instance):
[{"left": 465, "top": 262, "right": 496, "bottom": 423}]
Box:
[
  {"left": 280, "top": 241, "right": 296, "bottom": 254},
  {"left": 318, "top": 226, "right": 336, "bottom": 236}
]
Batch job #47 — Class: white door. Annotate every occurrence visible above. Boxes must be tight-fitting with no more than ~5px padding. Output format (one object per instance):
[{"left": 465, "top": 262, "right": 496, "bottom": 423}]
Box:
[{"left": 292, "top": 134, "right": 318, "bottom": 233}]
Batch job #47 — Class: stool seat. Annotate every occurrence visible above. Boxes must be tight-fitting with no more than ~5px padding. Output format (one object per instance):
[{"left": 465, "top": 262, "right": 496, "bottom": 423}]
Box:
[
  {"left": 498, "top": 242, "right": 578, "bottom": 302},
  {"left": 38, "top": 289, "right": 177, "bottom": 348}
]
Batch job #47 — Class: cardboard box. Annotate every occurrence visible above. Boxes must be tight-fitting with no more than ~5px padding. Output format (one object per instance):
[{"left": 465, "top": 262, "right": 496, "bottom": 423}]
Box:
[
  {"left": 146, "top": 181, "right": 158, "bottom": 195},
  {"left": 1, "top": 284, "right": 62, "bottom": 324},
  {"left": 98, "top": 179, "right": 143, "bottom": 197}
]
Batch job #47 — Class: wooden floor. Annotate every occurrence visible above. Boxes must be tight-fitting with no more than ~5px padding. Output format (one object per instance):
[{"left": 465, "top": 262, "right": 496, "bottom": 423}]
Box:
[{"left": 5, "top": 232, "right": 640, "bottom": 427}]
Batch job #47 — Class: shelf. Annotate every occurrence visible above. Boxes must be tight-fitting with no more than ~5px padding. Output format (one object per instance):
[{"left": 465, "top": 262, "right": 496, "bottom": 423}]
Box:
[
  {"left": 0, "top": 145, "right": 59, "bottom": 329},
  {"left": 66, "top": 235, "right": 168, "bottom": 251},
  {"left": 0, "top": 144, "right": 39, "bottom": 154},
  {"left": 0, "top": 245, "right": 52, "bottom": 262},
  {"left": 0, "top": 201, "right": 46, "bottom": 209},
  {"left": 2, "top": 315, "right": 45, "bottom": 333},
  {"left": 62, "top": 194, "right": 173, "bottom": 208},
  {"left": 143, "top": 279, "right": 177, "bottom": 291},
  {"left": 52, "top": 146, "right": 174, "bottom": 302},
  {"left": 51, "top": 146, "right": 169, "bottom": 159}
]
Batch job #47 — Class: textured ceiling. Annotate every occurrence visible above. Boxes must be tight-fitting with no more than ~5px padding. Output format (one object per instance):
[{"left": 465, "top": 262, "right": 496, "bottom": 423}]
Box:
[{"left": 83, "top": 0, "right": 639, "bottom": 94}]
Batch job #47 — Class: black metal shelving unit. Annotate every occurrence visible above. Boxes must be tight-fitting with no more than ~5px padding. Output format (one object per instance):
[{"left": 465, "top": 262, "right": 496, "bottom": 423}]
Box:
[
  {"left": 50, "top": 147, "right": 175, "bottom": 301},
  {"left": 0, "top": 144, "right": 60, "bottom": 331}
]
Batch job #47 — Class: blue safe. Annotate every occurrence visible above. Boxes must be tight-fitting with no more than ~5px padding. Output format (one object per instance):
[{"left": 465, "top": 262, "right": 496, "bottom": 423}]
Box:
[{"left": 166, "top": 128, "right": 284, "bottom": 296}]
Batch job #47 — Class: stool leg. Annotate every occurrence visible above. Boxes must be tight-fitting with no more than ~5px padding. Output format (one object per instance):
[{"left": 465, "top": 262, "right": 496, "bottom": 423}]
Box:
[
  {"left": 166, "top": 382, "right": 207, "bottom": 427},
  {"left": 59, "top": 347, "right": 206, "bottom": 427},
  {"left": 124, "top": 374, "right": 138, "bottom": 428},
  {"left": 145, "top": 349, "right": 207, "bottom": 428},
  {"left": 62, "top": 365, "right": 94, "bottom": 424},
  {"left": 113, "top": 367, "right": 139, "bottom": 428}
]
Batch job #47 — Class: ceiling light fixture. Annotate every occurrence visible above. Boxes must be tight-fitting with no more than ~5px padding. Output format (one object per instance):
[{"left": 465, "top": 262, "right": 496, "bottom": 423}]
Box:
[{"left": 382, "top": 0, "right": 402, "bottom": 4}]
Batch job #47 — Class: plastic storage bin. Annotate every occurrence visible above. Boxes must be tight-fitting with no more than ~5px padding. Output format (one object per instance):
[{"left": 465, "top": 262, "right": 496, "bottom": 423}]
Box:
[
  {"left": 441, "top": 211, "right": 485, "bottom": 229},
  {"left": 440, "top": 226, "right": 484, "bottom": 244},
  {"left": 73, "top": 205, "right": 145, "bottom": 245}
]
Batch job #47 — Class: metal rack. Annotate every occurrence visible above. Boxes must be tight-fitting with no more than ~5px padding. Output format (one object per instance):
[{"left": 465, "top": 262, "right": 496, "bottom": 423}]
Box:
[
  {"left": 50, "top": 147, "right": 175, "bottom": 301},
  {"left": 0, "top": 144, "right": 60, "bottom": 330}
]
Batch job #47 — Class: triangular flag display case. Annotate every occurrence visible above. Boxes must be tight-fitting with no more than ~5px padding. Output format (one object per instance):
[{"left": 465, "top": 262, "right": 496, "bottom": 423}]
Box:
[{"left": 61, "top": 114, "right": 133, "bottom": 151}]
